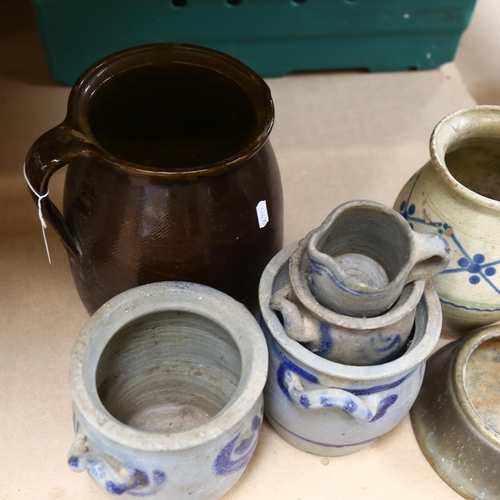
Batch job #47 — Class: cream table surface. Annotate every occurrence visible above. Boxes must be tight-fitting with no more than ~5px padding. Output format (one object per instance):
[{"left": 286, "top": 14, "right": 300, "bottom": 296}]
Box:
[{"left": 0, "top": 1, "right": 477, "bottom": 499}]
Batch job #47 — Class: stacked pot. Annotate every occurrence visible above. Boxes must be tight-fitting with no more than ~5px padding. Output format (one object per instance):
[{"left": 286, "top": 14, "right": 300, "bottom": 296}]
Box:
[{"left": 260, "top": 200, "right": 451, "bottom": 456}]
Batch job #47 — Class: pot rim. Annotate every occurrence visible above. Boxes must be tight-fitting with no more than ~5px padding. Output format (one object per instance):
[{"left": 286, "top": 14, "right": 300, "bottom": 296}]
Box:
[
  {"left": 290, "top": 235, "right": 426, "bottom": 329},
  {"left": 70, "top": 281, "right": 268, "bottom": 452},
  {"left": 306, "top": 200, "right": 421, "bottom": 297},
  {"left": 430, "top": 105, "right": 500, "bottom": 211},
  {"left": 453, "top": 325, "right": 500, "bottom": 448},
  {"left": 65, "top": 43, "right": 274, "bottom": 179},
  {"left": 259, "top": 242, "right": 442, "bottom": 381}
]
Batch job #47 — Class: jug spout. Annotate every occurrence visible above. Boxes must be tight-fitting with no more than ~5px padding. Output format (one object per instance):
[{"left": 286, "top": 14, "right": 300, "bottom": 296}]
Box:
[{"left": 270, "top": 283, "right": 319, "bottom": 345}]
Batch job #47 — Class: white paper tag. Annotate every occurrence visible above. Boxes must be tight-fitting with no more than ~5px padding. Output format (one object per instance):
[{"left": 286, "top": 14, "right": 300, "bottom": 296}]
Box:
[
  {"left": 256, "top": 200, "right": 269, "bottom": 229},
  {"left": 23, "top": 162, "right": 52, "bottom": 264}
]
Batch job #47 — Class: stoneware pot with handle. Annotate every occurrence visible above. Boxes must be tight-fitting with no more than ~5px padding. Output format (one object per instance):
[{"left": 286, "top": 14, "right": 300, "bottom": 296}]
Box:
[
  {"left": 269, "top": 236, "right": 427, "bottom": 366},
  {"left": 25, "top": 43, "right": 283, "bottom": 314},
  {"left": 304, "top": 200, "right": 450, "bottom": 318},
  {"left": 68, "top": 281, "right": 268, "bottom": 500},
  {"left": 259, "top": 243, "right": 442, "bottom": 456}
]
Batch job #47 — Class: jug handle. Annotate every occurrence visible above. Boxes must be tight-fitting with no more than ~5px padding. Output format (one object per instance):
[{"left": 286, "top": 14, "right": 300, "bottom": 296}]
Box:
[
  {"left": 68, "top": 432, "right": 163, "bottom": 495},
  {"left": 407, "top": 232, "right": 451, "bottom": 283},
  {"left": 24, "top": 122, "right": 98, "bottom": 259},
  {"left": 282, "top": 369, "right": 385, "bottom": 423}
]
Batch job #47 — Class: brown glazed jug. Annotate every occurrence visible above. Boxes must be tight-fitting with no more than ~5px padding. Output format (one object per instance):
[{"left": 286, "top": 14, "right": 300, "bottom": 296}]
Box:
[{"left": 25, "top": 44, "right": 283, "bottom": 314}]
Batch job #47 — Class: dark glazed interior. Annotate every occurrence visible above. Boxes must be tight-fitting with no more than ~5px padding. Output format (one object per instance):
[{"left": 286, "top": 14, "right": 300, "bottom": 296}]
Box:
[
  {"left": 87, "top": 63, "right": 258, "bottom": 169},
  {"left": 69, "top": 44, "right": 274, "bottom": 174}
]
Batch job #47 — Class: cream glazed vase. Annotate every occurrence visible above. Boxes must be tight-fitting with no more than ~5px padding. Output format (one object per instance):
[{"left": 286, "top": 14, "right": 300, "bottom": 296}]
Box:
[
  {"left": 68, "top": 281, "right": 268, "bottom": 500},
  {"left": 395, "top": 106, "right": 500, "bottom": 332}
]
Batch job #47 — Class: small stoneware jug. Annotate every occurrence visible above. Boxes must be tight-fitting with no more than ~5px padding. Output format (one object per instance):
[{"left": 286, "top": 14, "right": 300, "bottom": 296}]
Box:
[
  {"left": 395, "top": 106, "right": 500, "bottom": 332},
  {"left": 68, "top": 281, "right": 268, "bottom": 500},
  {"left": 305, "top": 200, "right": 450, "bottom": 318},
  {"left": 259, "top": 243, "right": 442, "bottom": 456},
  {"left": 24, "top": 44, "right": 283, "bottom": 314},
  {"left": 270, "top": 238, "right": 425, "bottom": 366}
]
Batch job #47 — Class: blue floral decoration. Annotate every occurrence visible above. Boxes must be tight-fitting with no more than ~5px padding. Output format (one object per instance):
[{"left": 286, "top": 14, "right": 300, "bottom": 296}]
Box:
[{"left": 397, "top": 172, "right": 500, "bottom": 310}]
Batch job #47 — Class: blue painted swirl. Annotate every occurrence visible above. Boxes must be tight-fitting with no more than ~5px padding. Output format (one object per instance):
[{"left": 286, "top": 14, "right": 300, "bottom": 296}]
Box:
[{"left": 213, "top": 414, "right": 262, "bottom": 476}]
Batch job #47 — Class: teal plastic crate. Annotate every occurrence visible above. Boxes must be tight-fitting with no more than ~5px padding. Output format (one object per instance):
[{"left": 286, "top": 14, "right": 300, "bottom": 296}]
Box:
[{"left": 32, "top": 0, "right": 477, "bottom": 84}]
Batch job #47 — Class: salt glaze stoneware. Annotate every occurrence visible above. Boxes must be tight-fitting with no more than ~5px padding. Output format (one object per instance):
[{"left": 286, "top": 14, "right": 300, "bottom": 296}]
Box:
[
  {"left": 305, "top": 200, "right": 450, "bottom": 318},
  {"left": 270, "top": 237, "right": 426, "bottom": 366},
  {"left": 259, "top": 243, "right": 442, "bottom": 456},
  {"left": 68, "top": 281, "right": 268, "bottom": 500},
  {"left": 411, "top": 325, "right": 500, "bottom": 500},
  {"left": 25, "top": 43, "right": 283, "bottom": 315},
  {"left": 395, "top": 106, "right": 500, "bottom": 332}
]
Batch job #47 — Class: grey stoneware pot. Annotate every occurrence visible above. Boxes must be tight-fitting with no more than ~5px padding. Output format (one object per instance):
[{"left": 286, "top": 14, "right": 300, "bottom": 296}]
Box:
[
  {"left": 271, "top": 237, "right": 426, "bottom": 366},
  {"left": 68, "top": 281, "right": 268, "bottom": 500},
  {"left": 411, "top": 324, "right": 500, "bottom": 500},
  {"left": 259, "top": 243, "right": 442, "bottom": 457},
  {"left": 304, "top": 200, "right": 450, "bottom": 318}
]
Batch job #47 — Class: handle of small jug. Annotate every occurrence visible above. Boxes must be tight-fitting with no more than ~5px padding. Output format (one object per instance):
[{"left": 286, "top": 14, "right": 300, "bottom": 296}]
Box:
[
  {"left": 68, "top": 432, "right": 147, "bottom": 494},
  {"left": 283, "top": 370, "right": 379, "bottom": 423},
  {"left": 406, "top": 232, "right": 451, "bottom": 283},
  {"left": 24, "top": 122, "right": 98, "bottom": 258}
]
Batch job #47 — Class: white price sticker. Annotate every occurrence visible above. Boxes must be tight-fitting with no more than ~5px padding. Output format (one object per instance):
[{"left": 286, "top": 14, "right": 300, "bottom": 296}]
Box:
[{"left": 256, "top": 200, "right": 269, "bottom": 229}]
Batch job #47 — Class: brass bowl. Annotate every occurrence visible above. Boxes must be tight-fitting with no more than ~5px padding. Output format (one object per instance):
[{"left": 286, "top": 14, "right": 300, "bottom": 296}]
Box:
[{"left": 411, "top": 325, "right": 500, "bottom": 499}]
